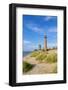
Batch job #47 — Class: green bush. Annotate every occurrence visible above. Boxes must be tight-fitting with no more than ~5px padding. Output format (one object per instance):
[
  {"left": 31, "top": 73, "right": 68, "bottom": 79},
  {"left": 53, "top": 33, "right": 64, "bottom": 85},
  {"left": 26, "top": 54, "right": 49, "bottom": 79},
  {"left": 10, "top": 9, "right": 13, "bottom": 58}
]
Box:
[
  {"left": 46, "top": 53, "right": 57, "bottom": 63},
  {"left": 23, "top": 61, "right": 33, "bottom": 73},
  {"left": 30, "top": 51, "right": 40, "bottom": 57},
  {"left": 30, "top": 50, "right": 57, "bottom": 63},
  {"left": 36, "top": 54, "right": 47, "bottom": 61}
]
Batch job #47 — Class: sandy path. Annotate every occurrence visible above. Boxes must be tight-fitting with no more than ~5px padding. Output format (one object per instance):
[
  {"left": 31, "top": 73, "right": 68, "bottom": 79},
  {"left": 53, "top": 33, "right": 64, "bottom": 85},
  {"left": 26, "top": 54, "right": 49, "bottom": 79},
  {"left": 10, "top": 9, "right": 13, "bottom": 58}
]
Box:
[
  {"left": 23, "top": 56, "right": 57, "bottom": 75},
  {"left": 24, "top": 56, "right": 39, "bottom": 64},
  {"left": 24, "top": 63, "right": 57, "bottom": 75}
]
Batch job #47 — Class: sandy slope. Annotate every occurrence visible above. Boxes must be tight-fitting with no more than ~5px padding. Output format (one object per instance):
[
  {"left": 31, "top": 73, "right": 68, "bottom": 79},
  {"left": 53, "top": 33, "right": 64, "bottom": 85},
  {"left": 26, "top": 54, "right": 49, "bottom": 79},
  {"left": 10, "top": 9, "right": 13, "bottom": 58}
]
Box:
[{"left": 23, "top": 56, "right": 57, "bottom": 75}]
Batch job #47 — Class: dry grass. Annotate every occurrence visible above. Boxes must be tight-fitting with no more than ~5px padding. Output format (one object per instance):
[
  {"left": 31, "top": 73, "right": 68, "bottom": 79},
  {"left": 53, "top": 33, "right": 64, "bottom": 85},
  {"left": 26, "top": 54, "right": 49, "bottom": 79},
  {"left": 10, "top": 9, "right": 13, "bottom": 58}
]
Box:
[
  {"left": 23, "top": 49, "right": 57, "bottom": 74},
  {"left": 23, "top": 61, "right": 33, "bottom": 73},
  {"left": 30, "top": 50, "right": 57, "bottom": 63}
]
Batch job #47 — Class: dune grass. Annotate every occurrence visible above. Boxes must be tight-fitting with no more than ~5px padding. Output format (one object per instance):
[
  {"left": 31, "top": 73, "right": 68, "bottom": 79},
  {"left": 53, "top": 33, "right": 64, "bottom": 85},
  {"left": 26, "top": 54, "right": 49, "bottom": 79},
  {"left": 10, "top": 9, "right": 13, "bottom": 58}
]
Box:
[
  {"left": 30, "top": 51, "right": 40, "bottom": 57},
  {"left": 46, "top": 53, "right": 57, "bottom": 63},
  {"left": 36, "top": 54, "right": 47, "bottom": 61},
  {"left": 52, "top": 65, "right": 57, "bottom": 73},
  {"left": 30, "top": 50, "right": 57, "bottom": 63},
  {"left": 23, "top": 50, "right": 57, "bottom": 74},
  {"left": 23, "top": 61, "right": 33, "bottom": 73}
]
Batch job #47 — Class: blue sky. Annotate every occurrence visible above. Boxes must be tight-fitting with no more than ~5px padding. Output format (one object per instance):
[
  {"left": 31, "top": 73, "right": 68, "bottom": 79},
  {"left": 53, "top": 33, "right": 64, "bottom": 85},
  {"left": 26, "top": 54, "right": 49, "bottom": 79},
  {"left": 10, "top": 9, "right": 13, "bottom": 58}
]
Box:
[{"left": 23, "top": 15, "right": 57, "bottom": 51}]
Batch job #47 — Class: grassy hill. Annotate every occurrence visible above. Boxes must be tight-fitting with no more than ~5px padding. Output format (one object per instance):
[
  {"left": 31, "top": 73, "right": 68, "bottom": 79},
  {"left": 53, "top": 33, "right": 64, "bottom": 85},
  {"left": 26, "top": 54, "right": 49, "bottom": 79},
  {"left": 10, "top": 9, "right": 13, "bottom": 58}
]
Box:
[
  {"left": 31, "top": 49, "right": 57, "bottom": 63},
  {"left": 23, "top": 49, "right": 57, "bottom": 74}
]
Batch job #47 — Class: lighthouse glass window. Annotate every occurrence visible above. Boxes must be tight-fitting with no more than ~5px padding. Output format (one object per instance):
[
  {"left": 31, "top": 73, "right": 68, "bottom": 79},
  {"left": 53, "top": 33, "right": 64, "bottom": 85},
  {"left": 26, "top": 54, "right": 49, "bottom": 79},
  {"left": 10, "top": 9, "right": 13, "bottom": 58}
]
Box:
[{"left": 23, "top": 15, "right": 57, "bottom": 75}]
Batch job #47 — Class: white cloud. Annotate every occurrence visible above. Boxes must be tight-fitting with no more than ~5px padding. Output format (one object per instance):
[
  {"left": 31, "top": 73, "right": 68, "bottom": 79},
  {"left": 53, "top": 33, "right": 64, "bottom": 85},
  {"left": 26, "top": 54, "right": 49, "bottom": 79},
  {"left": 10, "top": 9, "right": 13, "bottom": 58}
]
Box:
[
  {"left": 23, "top": 40, "right": 38, "bottom": 51},
  {"left": 48, "top": 42, "right": 57, "bottom": 48},
  {"left": 32, "top": 27, "right": 44, "bottom": 34},
  {"left": 26, "top": 23, "right": 44, "bottom": 34},
  {"left": 44, "top": 16, "right": 57, "bottom": 21},
  {"left": 24, "top": 40, "right": 31, "bottom": 44},
  {"left": 48, "top": 27, "right": 57, "bottom": 33},
  {"left": 44, "top": 16, "right": 53, "bottom": 21}
]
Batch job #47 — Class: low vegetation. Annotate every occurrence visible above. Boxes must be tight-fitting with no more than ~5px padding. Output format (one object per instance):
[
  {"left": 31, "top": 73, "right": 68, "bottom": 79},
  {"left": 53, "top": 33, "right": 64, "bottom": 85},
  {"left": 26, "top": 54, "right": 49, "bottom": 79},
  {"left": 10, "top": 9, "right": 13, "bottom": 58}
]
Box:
[
  {"left": 30, "top": 51, "right": 40, "bottom": 57},
  {"left": 36, "top": 54, "right": 47, "bottom": 62},
  {"left": 52, "top": 65, "right": 57, "bottom": 73},
  {"left": 23, "top": 61, "right": 33, "bottom": 73},
  {"left": 46, "top": 53, "right": 57, "bottom": 63},
  {"left": 30, "top": 50, "right": 57, "bottom": 63},
  {"left": 23, "top": 49, "right": 57, "bottom": 74}
]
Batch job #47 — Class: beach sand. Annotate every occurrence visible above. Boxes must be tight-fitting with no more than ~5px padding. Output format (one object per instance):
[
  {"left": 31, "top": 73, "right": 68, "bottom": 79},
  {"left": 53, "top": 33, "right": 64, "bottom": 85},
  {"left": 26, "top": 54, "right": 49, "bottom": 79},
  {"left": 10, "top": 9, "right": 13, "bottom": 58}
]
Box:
[{"left": 23, "top": 52, "right": 57, "bottom": 75}]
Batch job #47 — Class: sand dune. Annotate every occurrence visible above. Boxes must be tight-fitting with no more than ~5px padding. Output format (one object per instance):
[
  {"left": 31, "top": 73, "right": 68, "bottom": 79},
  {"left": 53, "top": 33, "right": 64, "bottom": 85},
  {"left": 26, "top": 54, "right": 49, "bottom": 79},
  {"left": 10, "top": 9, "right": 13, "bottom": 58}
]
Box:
[{"left": 23, "top": 55, "right": 57, "bottom": 75}]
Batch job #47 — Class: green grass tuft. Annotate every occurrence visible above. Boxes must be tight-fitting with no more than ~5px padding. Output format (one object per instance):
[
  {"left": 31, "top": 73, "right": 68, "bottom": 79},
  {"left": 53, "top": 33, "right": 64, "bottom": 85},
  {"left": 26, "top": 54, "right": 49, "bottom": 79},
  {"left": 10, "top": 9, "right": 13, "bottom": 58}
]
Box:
[
  {"left": 52, "top": 65, "right": 57, "bottom": 73},
  {"left": 46, "top": 53, "right": 57, "bottom": 63},
  {"left": 23, "top": 61, "right": 33, "bottom": 73},
  {"left": 30, "top": 51, "right": 40, "bottom": 57},
  {"left": 36, "top": 54, "right": 47, "bottom": 61},
  {"left": 30, "top": 50, "right": 57, "bottom": 63}
]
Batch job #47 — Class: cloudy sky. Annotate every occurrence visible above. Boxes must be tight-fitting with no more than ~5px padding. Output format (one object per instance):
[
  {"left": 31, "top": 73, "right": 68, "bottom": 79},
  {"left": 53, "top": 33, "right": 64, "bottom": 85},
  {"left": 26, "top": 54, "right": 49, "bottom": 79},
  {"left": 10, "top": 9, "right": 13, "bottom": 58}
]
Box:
[{"left": 23, "top": 15, "right": 57, "bottom": 51}]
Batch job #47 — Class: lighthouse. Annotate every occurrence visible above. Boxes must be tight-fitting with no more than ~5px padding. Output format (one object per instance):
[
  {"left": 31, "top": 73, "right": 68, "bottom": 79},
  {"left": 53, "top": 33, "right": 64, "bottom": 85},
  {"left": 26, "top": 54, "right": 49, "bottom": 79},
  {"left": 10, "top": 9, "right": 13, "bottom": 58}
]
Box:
[{"left": 44, "top": 33, "right": 47, "bottom": 51}]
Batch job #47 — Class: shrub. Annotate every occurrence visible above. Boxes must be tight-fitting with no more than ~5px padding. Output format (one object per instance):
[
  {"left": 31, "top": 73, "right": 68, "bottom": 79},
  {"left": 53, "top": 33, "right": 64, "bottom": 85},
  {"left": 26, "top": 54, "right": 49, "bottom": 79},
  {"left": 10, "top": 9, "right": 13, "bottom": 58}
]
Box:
[
  {"left": 30, "top": 51, "right": 40, "bottom": 57},
  {"left": 23, "top": 61, "right": 33, "bottom": 73},
  {"left": 36, "top": 54, "right": 47, "bottom": 61},
  {"left": 46, "top": 53, "right": 57, "bottom": 63}
]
